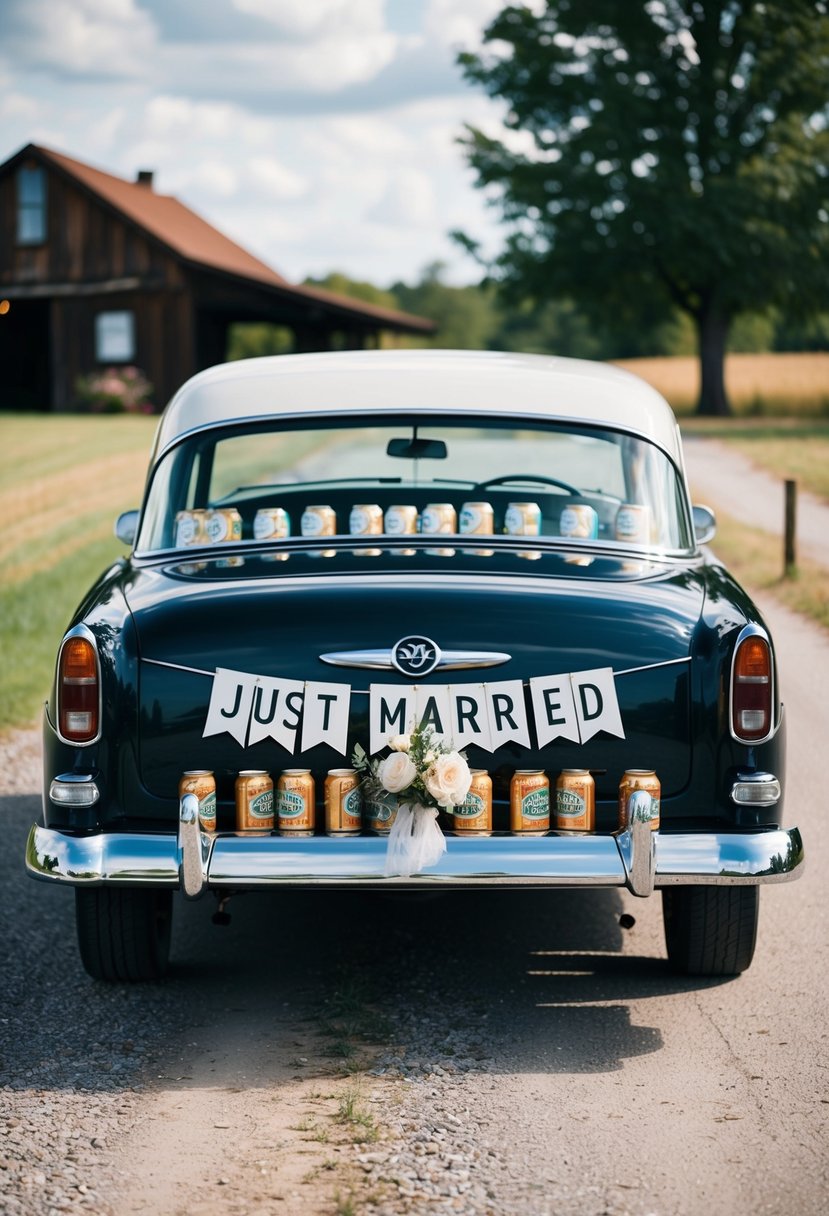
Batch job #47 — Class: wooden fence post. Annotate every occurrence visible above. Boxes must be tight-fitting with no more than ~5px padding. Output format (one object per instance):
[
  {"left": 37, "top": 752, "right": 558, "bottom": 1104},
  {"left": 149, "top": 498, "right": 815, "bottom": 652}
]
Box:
[{"left": 784, "top": 479, "right": 797, "bottom": 577}]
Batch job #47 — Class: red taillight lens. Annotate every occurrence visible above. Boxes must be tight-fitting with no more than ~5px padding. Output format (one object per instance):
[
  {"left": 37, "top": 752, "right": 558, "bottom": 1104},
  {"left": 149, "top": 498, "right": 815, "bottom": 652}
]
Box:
[
  {"left": 731, "top": 635, "right": 772, "bottom": 741},
  {"left": 59, "top": 636, "right": 99, "bottom": 743}
]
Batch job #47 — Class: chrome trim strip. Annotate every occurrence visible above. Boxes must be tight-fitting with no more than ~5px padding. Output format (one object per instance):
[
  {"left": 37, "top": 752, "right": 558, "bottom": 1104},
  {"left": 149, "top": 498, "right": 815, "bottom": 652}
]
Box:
[
  {"left": 140, "top": 654, "right": 692, "bottom": 683},
  {"left": 26, "top": 825, "right": 803, "bottom": 890},
  {"left": 320, "top": 648, "right": 512, "bottom": 672},
  {"left": 54, "top": 624, "right": 102, "bottom": 747}
]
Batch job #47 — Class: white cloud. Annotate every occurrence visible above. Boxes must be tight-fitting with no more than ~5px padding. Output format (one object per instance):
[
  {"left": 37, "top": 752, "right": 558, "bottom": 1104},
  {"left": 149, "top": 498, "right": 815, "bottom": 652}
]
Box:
[
  {"left": 424, "top": 0, "right": 505, "bottom": 51},
  {"left": 8, "top": 0, "right": 156, "bottom": 78},
  {"left": 367, "top": 167, "right": 438, "bottom": 228},
  {"left": 233, "top": 0, "right": 387, "bottom": 40},
  {"left": 247, "top": 156, "right": 308, "bottom": 201}
]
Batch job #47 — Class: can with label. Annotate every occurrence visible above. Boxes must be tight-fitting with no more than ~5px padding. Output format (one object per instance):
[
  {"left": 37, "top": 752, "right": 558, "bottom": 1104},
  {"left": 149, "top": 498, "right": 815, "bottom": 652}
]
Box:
[
  {"left": 179, "top": 769, "right": 217, "bottom": 832},
  {"left": 555, "top": 769, "right": 595, "bottom": 832},
  {"left": 205, "top": 508, "right": 243, "bottom": 544},
  {"left": 175, "top": 509, "right": 209, "bottom": 547},
  {"left": 452, "top": 769, "right": 492, "bottom": 835},
  {"left": 459, "top": 501, "right": 494, "bottom": 536},
  {"left": 235, "top": 770, "right": 274, "bottom": 832},
  {"left": 324, "top": 769, "right": 363, "bottom": 835},
  {"left": 365, "top": 791, "right": 398, "bottom": 834},
  {"left": 384, "top": 505, "right": 418, "bottom": 534},
  {"left": 421, "top": 503, "right": 457, "bottom": 535},
  {"left": 615, "top": 504, "right": 651, "bottom": 545},
  {"left": 350, "top": 504, "right": 384, "bottom": 536},
  {"left": 504, "top": 502, "right": 541, "bottom": 536},
  {"left": 301, "top": 505, "right": 336, "bottom": 537},
  {"left": 254, "top": 507, "right": 290, "bottom": 541},
  {"left": 276, "top": 769, "right": 316, "bottom": 835},
  {"left": 618, "top": 770, "right": 661, "bottom": 831},
  {"left": 510, "top": 770, "right": 550, "bottom": 834},
  {"left": 560, "top": 504, "right": 599, "bottom": 540}
]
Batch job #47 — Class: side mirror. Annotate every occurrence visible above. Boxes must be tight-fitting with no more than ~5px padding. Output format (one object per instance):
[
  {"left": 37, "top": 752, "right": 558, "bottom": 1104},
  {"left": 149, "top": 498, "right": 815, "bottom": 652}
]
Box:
[
  {"left": 692, "top": 504, "right": 717, "bottom": 546},
  {"left": 115, "top": 509, "right": 140, "bottom": 546}
]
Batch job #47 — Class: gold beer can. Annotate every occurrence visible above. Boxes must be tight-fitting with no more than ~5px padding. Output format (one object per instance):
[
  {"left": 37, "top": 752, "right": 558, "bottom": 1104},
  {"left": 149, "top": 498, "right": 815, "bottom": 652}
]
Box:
[
  {"left": 555, "top": 769, "right": 595, "bottom": 832},
  {"left": 175, "top": 509, "right": 209, "bottom": 547},
  {"left": 179, "top": 769, "right": 217, "bottom": 832},
  {"left": 235, "top": 770, "right": 274, "bottom": 832},
  {"left": 365, "top": 791, "right": 398, "bottom": 834},
  {"left": 204, "top": 508, "right": 242, "bottom": 544},
  {"left": 254, "top": 507, "right": 290, "bottom": 540},
  {"left": 324, "top": 768, "right": 363, "bottom": 835},
  {"left": 459, "top": 501, "right": 494, "bottom": 535},
  {"left": 618, "top": 770, "right": 661, "bottom": 831},
  {"left": 421, "top": 503, "right": 457, "bottom": 535},
  {"left": 504, "top": 502, "right": 541, "bottom": 536},
  {"left": 349, "top": 504, "right": 384, "bottom": 536},
  {"left": 277, "top": 768, "right": 316, "bottom": 835},
  {"left": 615, "top": 504, "right": 651, "bottom": 544},
  {"left": 510, "top": 770, "right": 550, "bottom": 834},
  {"left": 452, "top": 769, "right": 492, "bottom": 835},
  {"left": 385, "top": 504, "right": 418, "bottom": 556},
  {"left": 560, "top": 504, "right": 599, "bottom": 540},
  {"left": 301, "top": 504, "right": 336, "bottom": 558}
]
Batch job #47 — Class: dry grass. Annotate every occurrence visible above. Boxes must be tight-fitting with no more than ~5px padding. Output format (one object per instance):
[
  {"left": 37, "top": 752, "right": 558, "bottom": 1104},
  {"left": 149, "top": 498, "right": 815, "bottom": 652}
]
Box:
[{"left": 615, "top": 352, "right": 829, "bottom": 416}]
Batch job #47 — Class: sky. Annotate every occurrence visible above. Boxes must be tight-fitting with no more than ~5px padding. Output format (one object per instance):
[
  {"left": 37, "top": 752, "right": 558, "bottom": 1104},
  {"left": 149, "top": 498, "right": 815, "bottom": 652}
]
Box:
[{"left": 0, "top": 0, "right": 520, "bottom": 288}]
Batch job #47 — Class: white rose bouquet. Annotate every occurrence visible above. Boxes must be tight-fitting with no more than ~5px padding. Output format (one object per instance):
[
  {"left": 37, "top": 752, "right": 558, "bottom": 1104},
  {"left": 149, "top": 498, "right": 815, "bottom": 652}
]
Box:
[{"left": 352, "top": 726, "right": 472, "bottom": 876}]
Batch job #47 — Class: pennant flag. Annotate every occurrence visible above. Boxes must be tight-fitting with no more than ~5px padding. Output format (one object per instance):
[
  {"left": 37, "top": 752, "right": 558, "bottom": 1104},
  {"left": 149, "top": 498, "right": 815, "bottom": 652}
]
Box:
[
  {"left": 485, "top": 680, "right": 531, "bottom": 750},
  {"left": 369, "top": 684, "right": 417, "bottom": 754},
  {"left": 448, "top": 684, "right": 491, "bottom": 751},
  {"left": 571, "top": 667, "right": 625, "bottom": 742},
  {"left": 203, "top": 668, "right": 258, "bottom": 746},
  {"left": 301, "top": 681, "right": 351, "bottom": 753},
  {"left": 247, "top": 676, "right": 305, "bottom": 750},
  {"left": 415, "top": 685, "right": 452, "bottom": 742},
  {"left": 529, "top": 675, "right": 581, "bottom": 747}
]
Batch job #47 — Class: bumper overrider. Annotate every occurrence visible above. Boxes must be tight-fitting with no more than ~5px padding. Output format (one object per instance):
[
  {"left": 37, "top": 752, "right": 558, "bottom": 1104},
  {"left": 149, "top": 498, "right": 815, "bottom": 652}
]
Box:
[{"left": 26, "top": 795, "right": 804, "bottom": 898}]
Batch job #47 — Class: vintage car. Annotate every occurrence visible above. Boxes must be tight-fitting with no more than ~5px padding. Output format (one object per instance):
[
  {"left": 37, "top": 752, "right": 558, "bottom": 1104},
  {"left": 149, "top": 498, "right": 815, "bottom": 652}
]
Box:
[{"left": 26, "top": 349, "right": 803, "bottom": 981}]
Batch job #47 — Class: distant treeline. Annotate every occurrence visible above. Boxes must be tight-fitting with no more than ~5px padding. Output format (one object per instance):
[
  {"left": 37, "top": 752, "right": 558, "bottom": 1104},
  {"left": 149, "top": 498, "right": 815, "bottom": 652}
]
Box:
[{"left": 228, "top": 264, "right": 829, "bottom": 363}]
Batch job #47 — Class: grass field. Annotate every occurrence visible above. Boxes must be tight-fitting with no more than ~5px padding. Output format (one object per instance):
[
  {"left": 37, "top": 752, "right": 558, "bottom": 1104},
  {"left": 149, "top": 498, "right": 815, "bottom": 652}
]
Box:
[{"left": 1, "top": 363, "right": 827, "bottom": 733}]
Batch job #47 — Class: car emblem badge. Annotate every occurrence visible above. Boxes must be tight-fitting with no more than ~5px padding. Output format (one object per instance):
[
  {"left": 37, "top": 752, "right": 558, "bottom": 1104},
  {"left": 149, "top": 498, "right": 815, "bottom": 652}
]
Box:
[{"left": 391, "top": 635, "right": 442, "bottom": 678}]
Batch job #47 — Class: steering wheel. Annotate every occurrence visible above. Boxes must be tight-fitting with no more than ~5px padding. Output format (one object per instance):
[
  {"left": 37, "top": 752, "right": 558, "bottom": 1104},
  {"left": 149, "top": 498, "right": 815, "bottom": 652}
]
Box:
[{"left": 474, "top": 473, "right": 581, "bottom": 495}]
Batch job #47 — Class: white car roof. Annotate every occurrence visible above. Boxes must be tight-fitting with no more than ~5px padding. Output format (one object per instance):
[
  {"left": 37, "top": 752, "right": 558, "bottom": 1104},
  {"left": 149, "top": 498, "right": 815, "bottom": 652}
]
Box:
[{"left": 152, "top": 349, "right": 684, "bottom": 465}]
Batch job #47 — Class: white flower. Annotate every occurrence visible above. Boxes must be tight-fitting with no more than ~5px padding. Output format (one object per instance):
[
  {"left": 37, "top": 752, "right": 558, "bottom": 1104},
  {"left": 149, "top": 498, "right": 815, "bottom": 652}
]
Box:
[
  {"left": 378, "top": 751, "right": 417, "bottom": 794},
  {"left": 424, "top": 752, "right": 472, "bottom": 807},
  {"left": 424, "top": 750, "right": 436, "bottom": 763},
  {"left": 387, "top": 733, "right": 411, "bottom": 752}
]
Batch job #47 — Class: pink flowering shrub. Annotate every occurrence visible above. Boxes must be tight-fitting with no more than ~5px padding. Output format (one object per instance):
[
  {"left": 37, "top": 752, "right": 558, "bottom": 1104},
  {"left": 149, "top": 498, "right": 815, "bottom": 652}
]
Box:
[{"left": 74, "top": 366, "right": 155, "bottom": 414}]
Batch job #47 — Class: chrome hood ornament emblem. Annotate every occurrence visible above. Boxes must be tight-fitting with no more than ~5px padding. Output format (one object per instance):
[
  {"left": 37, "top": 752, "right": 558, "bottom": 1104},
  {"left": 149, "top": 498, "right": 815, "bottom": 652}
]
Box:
[{"left": 320, "top": 636, "right": 511, "bottom": 676}]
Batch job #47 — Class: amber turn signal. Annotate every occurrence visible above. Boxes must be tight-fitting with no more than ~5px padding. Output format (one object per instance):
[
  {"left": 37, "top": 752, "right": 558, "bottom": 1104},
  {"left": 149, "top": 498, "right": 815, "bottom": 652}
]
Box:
[{"left": 731, "top": 634, "right": 772, "bottom": 742}]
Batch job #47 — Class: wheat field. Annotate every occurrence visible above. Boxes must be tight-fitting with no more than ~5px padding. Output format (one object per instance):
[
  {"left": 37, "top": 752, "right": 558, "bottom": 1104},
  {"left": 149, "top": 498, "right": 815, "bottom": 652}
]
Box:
[{"left": 615, "top": 352, "right": 829, "bottom": 415}]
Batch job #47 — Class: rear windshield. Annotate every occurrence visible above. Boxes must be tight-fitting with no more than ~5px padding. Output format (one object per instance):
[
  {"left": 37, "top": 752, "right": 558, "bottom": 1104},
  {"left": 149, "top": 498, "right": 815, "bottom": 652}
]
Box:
[{"left": 136, "top": 417, "right": 693, "bottom": 555}]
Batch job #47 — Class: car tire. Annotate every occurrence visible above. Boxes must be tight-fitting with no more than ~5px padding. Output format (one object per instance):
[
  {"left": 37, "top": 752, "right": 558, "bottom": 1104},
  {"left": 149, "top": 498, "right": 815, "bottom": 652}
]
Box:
[
  {"left": 662, "top": 886, "right": 759, "bottom": 976},
  {"left": 75, "top": 888, "right": 173, "bottom": 982}
]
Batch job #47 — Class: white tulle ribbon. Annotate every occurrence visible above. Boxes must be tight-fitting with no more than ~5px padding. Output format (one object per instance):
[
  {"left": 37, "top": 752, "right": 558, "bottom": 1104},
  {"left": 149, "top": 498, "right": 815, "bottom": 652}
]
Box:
[{"left": 383, "top": 802, "right": 447, "bottom": 877}]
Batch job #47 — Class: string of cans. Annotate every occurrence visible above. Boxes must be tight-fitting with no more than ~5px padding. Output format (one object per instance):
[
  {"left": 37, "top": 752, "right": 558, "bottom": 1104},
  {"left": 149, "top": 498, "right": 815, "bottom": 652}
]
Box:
[
  {"left": 179, "top": 767, "right": 660, "bottom": 837},
  {"left": 174, "top": 499, "right": 653, "bottom": 551}
]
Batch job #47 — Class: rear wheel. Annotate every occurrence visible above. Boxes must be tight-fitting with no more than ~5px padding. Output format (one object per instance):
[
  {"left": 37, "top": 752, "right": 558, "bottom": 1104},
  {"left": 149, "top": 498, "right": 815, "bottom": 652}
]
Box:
[
  {"left": 662, "top": 886, "right": 759, "bottom": 976},
  {"left": 75, "top": 888, "right": 173, "bottom": 982}
]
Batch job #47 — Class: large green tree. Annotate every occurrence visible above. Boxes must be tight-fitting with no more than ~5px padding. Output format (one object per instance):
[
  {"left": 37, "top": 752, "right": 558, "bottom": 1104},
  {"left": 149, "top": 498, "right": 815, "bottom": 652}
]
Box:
[{"left": 457, "top": 1, "right": 829, "bottom": 413}]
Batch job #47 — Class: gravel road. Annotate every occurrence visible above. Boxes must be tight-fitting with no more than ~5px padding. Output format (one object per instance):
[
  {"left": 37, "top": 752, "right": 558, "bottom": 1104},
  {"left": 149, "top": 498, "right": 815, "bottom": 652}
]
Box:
[{"left": 2, "top": 595, "right": 827, "bottom": 1216}]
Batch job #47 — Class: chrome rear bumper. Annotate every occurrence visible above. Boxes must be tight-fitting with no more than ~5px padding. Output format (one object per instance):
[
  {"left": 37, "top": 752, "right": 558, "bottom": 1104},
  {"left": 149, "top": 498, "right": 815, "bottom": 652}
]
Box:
[{"left": 26, "top": 805, "right": 804, "bottom": 899}]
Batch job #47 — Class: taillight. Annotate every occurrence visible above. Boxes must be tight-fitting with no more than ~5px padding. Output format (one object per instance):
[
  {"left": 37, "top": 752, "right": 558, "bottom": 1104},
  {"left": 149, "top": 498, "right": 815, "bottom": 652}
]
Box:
[
  {"left": 731, "top": 632, "right": 772, "bottom": 742},
  {"left": 58, "top": 633, "right": 99, "bottom": 743}
]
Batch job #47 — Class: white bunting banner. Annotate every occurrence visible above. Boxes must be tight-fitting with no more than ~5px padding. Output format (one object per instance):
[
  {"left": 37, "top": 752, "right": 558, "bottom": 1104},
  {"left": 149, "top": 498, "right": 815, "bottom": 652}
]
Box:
[
  {"left": 301, "top": 681, "right": 351, "bottom": 755},
  {"left": 529, "top": 674, "right": 581, "bottom": 747},
  {"left": 485, "top": 680, "right": 531, "bottom": 750},
  {"left": 203, "top": 666, "right": 626, "bottom": 753},
  {"left": 448, "top": 684, "right": 490, "bottom": 751},
  {"left": 369, "top": 684, "right": 417, "bottom": 754},
  {"left": 571, "top": 667, "right": 626, "bottom": 743}
]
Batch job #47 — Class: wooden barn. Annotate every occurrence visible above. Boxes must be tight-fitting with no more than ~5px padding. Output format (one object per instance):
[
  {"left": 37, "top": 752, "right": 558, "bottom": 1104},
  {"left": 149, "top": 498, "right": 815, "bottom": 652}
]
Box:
[{"left": 0, "top": 143, "right": 435, "bottom": 411}]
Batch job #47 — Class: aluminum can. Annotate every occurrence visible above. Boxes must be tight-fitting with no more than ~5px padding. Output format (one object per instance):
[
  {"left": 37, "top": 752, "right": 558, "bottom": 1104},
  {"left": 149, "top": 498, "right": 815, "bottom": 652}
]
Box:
[
  {"left": 618, "top": 770, "right": 661, "bottom": 831},
  {"left": 349, "top": 504, "right": 384, "bottom": 536},
  {"left": 254, "top": 507, "right": 290, "bottom": 541},
  {"left": 179, "top": 769, "right": 217, "bottom": 832},
  {"left": 235, "top": 770, "right": 274, "bottom": 832},
  {"left": 324, "top": 768, "right": 363, "bottom": 835},
  {"left": 421, "top": 503, "right": 457, "bottom": 535},
  {"left": 510, "top": 770, "right": 550, "bottom": 834},
  {"left": 615, "top": 504, "right": 651, "bottom": 545},
  {"left": 560, "top": 504, "right": 599, "bottom": 540},
  {"left": 301, "top": 505, "right": 336, "bottom": 537},
  {"left": 504, "top": 502, "right": 541, "bottom": 537},
  {"left": 459, "top": 501, "right": 494, "bottom": 536},
  {"left": 365, "top": 791, "right": 398, "bottom": 834},
  {"left": 452, "top": 769, "right": 492, "bottom": 835},
  {"left": 384, "top": 504, "right": 418, "bottom": 534},
  {"left": 276, "top": 768, "right": 316, "bottom": 835},
  {"left": 204, "top": 508, "right": 242, "bottom": 544},
  {"left": 175, "top": 509, "right": 209, "bottom": 547},
  {"left": 555, "top": 769, "right": 595, "bottom": 832}
]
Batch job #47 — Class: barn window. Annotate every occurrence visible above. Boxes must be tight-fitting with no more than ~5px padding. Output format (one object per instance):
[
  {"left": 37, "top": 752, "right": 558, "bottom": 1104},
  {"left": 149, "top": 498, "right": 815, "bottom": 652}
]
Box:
[
  {"left": 95, "top": 311, "right": 135, "bottom": 362},
  {"left": 16, "top": 166, "right": 47, "bottom": 244}
]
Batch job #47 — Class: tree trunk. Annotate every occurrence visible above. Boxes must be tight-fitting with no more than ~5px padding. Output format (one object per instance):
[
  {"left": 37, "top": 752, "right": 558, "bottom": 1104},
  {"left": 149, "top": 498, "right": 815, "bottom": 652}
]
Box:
[{"left": 695, "top": 307, "right": 731, "bottom": 416}]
